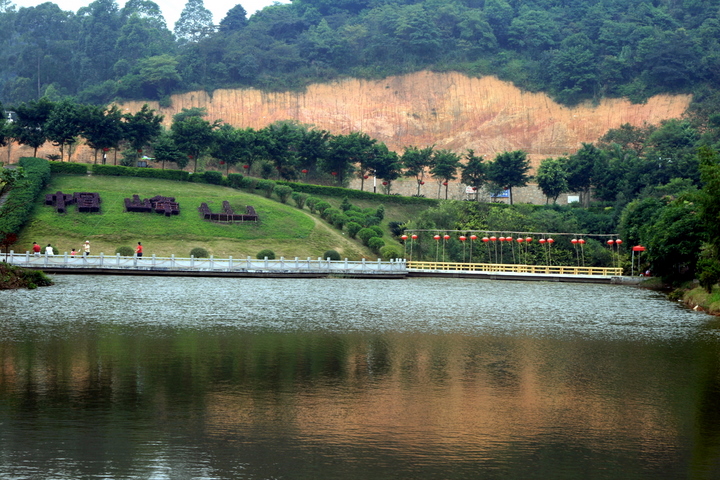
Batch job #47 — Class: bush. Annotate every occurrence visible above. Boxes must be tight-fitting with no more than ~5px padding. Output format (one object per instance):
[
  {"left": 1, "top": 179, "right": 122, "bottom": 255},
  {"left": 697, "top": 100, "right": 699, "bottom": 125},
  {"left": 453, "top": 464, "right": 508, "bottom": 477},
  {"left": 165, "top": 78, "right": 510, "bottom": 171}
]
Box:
[
  {"left": 275, "top": 185, "right": 293, "bottom": 204},
  {"left": 0, "top": 158, "right": 51, "bottom": 239},
  {"left": 368, "top": 236, "right": 385, "bottom": 253},
  {"left": 306, "top": 196, "right": 321, "bottom": 213},
  {"left": 291, "top": 191, "right": 308, "bottom": 209},
  {"left": 190, "top": 247, "right": 209, "bottom": 258},
  {"left": 331, "top": 212, "right": 349, "bottom": 229},
  {"left": 49, "top": 161, "right": 87, "bottom": 175},
  {"left": 226, "top": 173, "right": 244, "bottom": 188},
  {"left": 323, "top": 249, "right": 341, "bottom": 260},
  {"left": 380, "top": 246, "right": 403, "bottom": 260},
  {"left": 375, "top": 204, "right": 385, "bottom": 220},
  {"left": 203, "top": 171, "right": 223, "bottom": 185},
  {"left": 275, "top": 180, "right": 440, "bottom": 206},
  {"left": 357, "top": 227, "right": 379, "bottom": 246},
  {"left": 256, "top": 179, "right": 276, "bottom": 198},
  {"left": 322, "top": 207, "right": 341, "bottom": 221},
  {"left": 347, "top": 222, "right": 362, "bottom": 238},
  {"left": 91, "top": 164, "right": 190, "bottom": 181},
  {"left": 315, "top": 201, "right": 331, "bottom": 215},
  {"left": 340, "top": 196, "right": 352, "bottom": 211},
  {"left": 370, "top": 225, "right": 384, "bottom": 237},
  {"left": 257, "top": 249, "right": 275, "bottom": 259},
  {"left": 388, "top": 221, "right": 405, "bottom": 237},
  {"left": 115, "top": 246, "right": 134, "bottom": 256}
]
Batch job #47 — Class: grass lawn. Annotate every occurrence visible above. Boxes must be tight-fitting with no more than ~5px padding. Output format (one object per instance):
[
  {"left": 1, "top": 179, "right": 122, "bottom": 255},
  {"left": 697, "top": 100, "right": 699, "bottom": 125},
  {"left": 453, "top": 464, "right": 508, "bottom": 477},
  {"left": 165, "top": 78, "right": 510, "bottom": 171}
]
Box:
[{"left": 16, "top": 175, "right": 374, "bottom": 260}]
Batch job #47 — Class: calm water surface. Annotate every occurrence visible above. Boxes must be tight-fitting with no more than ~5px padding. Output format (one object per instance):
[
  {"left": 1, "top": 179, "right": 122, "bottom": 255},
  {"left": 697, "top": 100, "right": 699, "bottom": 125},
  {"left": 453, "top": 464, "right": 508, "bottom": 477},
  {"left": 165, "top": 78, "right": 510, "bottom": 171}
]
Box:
[{"left": 1, "top": 275, "right": 719, "bottom": 479}]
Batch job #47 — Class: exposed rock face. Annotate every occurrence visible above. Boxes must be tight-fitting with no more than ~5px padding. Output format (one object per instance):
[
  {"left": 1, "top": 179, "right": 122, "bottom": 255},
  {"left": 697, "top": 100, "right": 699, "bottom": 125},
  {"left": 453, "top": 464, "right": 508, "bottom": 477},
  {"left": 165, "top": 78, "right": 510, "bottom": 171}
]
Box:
[
  {"left": 4, "top": 71, "right": 691, "bottom": 173},
  {"left": 118, "top": 71, "right": 691, "bottom": 166}
]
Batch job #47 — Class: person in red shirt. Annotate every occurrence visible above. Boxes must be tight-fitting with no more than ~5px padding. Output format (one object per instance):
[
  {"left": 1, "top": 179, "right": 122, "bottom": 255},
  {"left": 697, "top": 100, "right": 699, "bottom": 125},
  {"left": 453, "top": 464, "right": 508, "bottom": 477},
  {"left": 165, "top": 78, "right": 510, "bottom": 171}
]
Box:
[
  {"left": 32, "top": 242, "right": 41, "bottom": 256},
  {"left": 136, "top": 242, "right": 143, "bottom": 258}
]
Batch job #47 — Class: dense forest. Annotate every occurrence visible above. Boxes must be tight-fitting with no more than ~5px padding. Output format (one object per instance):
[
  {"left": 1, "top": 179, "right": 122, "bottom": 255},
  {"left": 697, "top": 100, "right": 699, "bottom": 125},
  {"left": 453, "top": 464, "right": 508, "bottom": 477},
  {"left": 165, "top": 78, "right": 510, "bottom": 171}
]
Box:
[{"left": 1, "top": 0, "right": 720, "bottom": 107}]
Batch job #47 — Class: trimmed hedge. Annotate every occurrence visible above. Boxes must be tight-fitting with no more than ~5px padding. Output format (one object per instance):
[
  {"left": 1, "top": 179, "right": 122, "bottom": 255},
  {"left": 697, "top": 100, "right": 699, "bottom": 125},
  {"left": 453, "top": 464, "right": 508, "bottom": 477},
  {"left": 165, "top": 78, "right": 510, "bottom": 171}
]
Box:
[
  {"left": 276, "top": 180, "right": 439, "bottom": 206},
  {"left": 49, "top": 161, "right": 88, "bottom": 175},
  {"left": 0, "top": 158, "right": 51, "bottom": 238},
  {"left": 91, "top": 164, "right": 191, "bottom": 181}
]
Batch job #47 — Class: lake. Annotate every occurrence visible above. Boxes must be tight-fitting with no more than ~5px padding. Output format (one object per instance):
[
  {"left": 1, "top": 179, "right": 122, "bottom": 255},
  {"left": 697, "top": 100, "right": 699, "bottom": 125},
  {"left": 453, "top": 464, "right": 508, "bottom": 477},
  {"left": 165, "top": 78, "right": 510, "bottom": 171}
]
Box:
[{"left": 1, "top": 275, "right": 719, "bottom": 479}]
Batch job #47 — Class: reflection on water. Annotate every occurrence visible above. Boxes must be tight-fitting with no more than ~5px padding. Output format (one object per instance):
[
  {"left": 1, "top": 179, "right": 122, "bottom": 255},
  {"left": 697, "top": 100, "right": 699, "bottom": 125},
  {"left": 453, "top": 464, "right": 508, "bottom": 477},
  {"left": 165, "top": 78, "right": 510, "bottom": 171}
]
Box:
[{"left": 1, "top": 275, "right": 719, "bottom": 479}]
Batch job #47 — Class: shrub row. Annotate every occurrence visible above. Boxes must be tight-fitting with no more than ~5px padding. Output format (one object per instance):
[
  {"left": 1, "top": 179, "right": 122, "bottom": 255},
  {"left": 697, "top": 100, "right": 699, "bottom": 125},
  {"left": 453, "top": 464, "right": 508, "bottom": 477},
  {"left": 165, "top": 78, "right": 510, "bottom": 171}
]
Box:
[
  {"left": 0, "top": 157, "right": 51, "bottom": 238},
  {"left": 276, "top": 180, "right": 439, "bottom": 206},
  {"left": 91, "top": 164, "right": 192, "bottom": 181},
  {"left": 49, "top": 161, "right": 88, "bottom": 175}
]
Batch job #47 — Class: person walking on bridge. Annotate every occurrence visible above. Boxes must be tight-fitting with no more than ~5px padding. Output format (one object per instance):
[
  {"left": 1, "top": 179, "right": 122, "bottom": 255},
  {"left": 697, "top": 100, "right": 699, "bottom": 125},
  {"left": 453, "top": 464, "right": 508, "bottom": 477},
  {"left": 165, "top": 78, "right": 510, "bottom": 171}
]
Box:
[{"left": 136, "top": 242, "right": 143, "bottom": 258}]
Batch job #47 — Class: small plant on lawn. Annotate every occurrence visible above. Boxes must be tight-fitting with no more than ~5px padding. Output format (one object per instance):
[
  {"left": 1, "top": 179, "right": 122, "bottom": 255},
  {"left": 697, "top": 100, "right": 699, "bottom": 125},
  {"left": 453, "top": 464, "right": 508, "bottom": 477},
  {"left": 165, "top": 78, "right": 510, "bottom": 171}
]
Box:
[
  {"left": 257, "top": 249, "right": 275, "bottom": 259},
  {"left": 190, "top": 247, "right": 209, "bottom": 258},
  {"left": 380, "top": 246, "right": 402, "bottom": 260},
  {"left": 331, "top": 212, "right": 349, "bottom": 229},
  {"left": 275, "top": 185, "right": 293, "bottom": 204},
  {"left": 370, "top": 225, "right": 384, "bottom": 237},
  {"left": 291, "top": 192, "right": 308, "bottom": 209},
  {"left": 306, "top": 196, "right": 320, "bottom": 213},
  {"left": 315, "top": 201, "right": 331, "bottom": 216},
  {"left": 115, "top": 246, "right": 134, "bottom": 256},
  {"left": 347, "top": 222, "right": 362, "bottom": 238},
  {"left": 357, "top": 227, "right": 379, "bottom": 246},
  {"left": 323, "top": 250, "right": 341, "bottom": 260},
  {"left": 256, "top": 179, "right": 276, "bottom": 198},
  {"left": 368, "top": 236, "right": 385, "bottom": 253}
]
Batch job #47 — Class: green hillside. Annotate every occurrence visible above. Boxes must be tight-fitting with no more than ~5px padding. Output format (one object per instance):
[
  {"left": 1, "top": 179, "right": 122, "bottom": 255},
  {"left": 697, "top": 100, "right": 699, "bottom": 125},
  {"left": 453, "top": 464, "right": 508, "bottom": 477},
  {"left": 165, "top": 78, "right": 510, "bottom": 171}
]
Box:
[{"left": 16, "top": 175, "right": 376, "bottom": 260}]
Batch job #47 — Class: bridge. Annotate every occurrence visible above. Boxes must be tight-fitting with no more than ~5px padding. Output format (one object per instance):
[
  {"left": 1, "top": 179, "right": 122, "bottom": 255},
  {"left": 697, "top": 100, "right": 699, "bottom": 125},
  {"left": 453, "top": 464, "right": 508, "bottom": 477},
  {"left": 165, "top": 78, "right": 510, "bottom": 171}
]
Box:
[{"left": 3, "top": 251, "right": 633, "bottom": 284}]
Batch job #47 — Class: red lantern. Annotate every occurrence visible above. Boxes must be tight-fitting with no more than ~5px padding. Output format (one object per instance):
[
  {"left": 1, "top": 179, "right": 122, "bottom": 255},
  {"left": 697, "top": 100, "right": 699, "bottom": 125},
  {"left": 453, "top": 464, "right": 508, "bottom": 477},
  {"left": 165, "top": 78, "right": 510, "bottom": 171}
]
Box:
[
  {"left": 103, "top": 147, "right": 109, "bottom": 152},
  {"left": 420, "top": 181, "right": 425, "bottom": 185},
  {"left": 331, "top": 171, "right": 338, "bottom": 176},
  {"left": 472, "top": 187, "right": 477, "bottom": 191},
  {"left": 482, "top": 237, "right": 489, "bottom": 243},
  {"left": 401, "top": 235, "right": 408, "bottom": 241},
  {"left": 578, "top": 239, "right": 585, "bottom": 244},
  {"left": 616, "top": 239, "right": 623, "bottom": 245},
  {"left": 433, "top": 235, "right": 441, "bottom": 241},
  {"left": 517, "top": 237, "right": 523, "bottom": 243},
  {"left": 571, "top": 239, "right": 578, "bottom": 244},
  {"left": 219, "top": 161, "right": 225, "bottom": 165},
  {"left": 470, "top": 235, "right": 477, "bottom": 241},
  {"left": 547, "top": 238, "right": 555, "bottom": 244},
  {"left": 137, "top": 149, "right": 142, "bottom": 153},
  {"left": 382, "top": 181, "right": 388, "bottom": 185},
  {"left": 443, "top": 182, "right": 448, "bottom": 186},
  {"left": 411, "top": 234, "right": 418, "bottom": 240},
  {"left": 364, "top": 175, "right": 369, "bottom": 179},
  {"left": 607, "top": 239, "right": 614, "bottom": 245},
  {"left": 188, "top": 155, "right": 193, "bottom": 159},
  {"left": 459, "top": 236, "right": 467, "bottom": 242},
  {"left": 243, "top": 165, "right": 249, "bottom": 169},
  {"left": 443, "top": 234, "right": 450, "bottom": 240},
  {"left": 525, "top": 237, "right": 532, "bottom": 243},
  {"left": 539, "top": 238, "right": 546, "bottom": 244},
  {"left": 301, "top": 169, "right": 308, "bottom": 174},
  {"left": 499, "top": 236, "right": 505, "bottom": 242},
  {"left": 490, "top": 236, "right": 497, "bottom": 242}
]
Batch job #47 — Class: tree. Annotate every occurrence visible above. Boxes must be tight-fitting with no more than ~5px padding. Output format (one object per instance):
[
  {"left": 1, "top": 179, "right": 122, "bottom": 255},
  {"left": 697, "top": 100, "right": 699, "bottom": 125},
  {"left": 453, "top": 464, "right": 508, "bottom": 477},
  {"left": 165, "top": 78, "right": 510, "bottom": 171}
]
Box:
[
  {"left": 122, "top": 104, "right": 163, "bottom": 164},
  {"left": 210, "top": 124, "right": 246, "bottom": 174},
  {"left": 430, "top": 149, "right": 461, "bottom": 199},
  {"left": 371, "top": 143, "right": 402, "bottom": 194},
  {"left": 402, "top": 145, "right": 434, "bottom": 195},
  {"left": 321, "top": 132, "right": 371, "bottom": 185},
  {"left": 563, "top": 143, "right": 603, "bottom": 207},
  {"left": 461, "top": 149, "right": 487, "bottom": 201},
  {"left": 536, "top": 157, "right": 569, "bottom": 203},
  {"left": 152, "top": 131, "right": 187, "bottom": 169},
  {"left": 9, "top": 98, "right": 54, "bottom": 158},
  {"left": 219, "top": 4, "right": 247, "bottom": 33},
  {"left": 80, "top": 104, "right": 124, "bottom": 164},
  {"left": 174, "top": 0, "right": 214, "bottom": 44},
  {"left": 136, "top": 54, "right": 182, "bottom": 99},
  {"left": 487, "top": 150, "right": 531, "bottom": 205},
  {"left": 170, "top": 113, "right": 218, "bottom": 172},
  {"left": 44, "top": 98, "right": 83, "bottom": 162}
]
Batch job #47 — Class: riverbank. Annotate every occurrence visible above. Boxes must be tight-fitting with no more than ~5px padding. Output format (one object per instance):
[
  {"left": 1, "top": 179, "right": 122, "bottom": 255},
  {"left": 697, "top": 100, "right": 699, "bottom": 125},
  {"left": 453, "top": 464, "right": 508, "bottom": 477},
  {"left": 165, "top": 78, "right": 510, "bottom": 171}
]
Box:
[
  {"left": 0, "top": 262, "right": 53, "bottom": 289},
  {"left": 681, "top": 285, "right": 720, "bottom": 315}
]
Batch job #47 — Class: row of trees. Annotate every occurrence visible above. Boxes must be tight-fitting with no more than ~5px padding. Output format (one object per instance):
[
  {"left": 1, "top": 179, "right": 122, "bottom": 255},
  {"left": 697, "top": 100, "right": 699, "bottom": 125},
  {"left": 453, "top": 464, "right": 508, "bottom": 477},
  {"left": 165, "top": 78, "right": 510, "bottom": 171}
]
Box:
[
  {"left": 1, "top": 0, "right": 720, "bottom": 109},
  {"left": 1, "top": 98, "right": 540, "bottom": 198}
]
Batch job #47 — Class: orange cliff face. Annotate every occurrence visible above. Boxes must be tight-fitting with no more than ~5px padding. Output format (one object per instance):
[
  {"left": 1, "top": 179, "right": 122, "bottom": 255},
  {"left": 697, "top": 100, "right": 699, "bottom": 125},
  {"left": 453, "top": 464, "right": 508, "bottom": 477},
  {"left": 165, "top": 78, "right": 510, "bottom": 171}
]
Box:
[
  {"left": 118, "top": 71, "right": 691, "bottom": 165},
  {"left": 3, "top": 71, "right": 691, "bottom": 166}
]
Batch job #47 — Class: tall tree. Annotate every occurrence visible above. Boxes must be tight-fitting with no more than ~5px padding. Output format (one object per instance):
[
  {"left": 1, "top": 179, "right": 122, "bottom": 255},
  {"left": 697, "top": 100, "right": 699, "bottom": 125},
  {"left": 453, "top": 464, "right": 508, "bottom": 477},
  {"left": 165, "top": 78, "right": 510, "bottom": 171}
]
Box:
[
  {"left": 174, "top": 0, "right": 214, "bottom": 44},
  {"left": 430, "top": 149, "right": 461, "bottom": 200},
  {"left": 122, "top": 104, "right": 163, "bottom": 163},
  {"left": 81, "top": 104, "right": 124, "bottom": 164},
  {"left": 487, "top": 150, "right": 531, "bottom": 205},
  {"left": 44, "top": 98, "right": 83, "bottom": 162},
  {"left": 563, "top": 143, "right": 603, "bottom": 207},
  {"left": 8, "top": 98, "right": 54, "bottom": 158},
  {"left": 461, "top": 149, "right": 487, "bottom": 202},
  {"left": 536, "top": 157, "right": 569, "bottom": 204},
  {"left": 402, "top": 145, "right": 434, "bottom": 196},
  {"left": 170, "top": 112, "right": 217, "bottom": 172}
]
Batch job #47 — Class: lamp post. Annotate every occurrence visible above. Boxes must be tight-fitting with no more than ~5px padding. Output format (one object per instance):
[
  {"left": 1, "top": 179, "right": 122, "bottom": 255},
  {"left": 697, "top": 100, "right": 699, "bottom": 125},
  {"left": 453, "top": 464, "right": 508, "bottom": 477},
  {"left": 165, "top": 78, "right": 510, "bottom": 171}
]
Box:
[
  {"left": 433, "top": 235, "right": 441, "bottom": 262},
  {"left": 401, "top": 234, "right": 408, "bottom": 259},
  {"left": 459, "top": 235, "right": 467, "bottom": 262},
  {"left": 443, "top": 234, "right": 450, "bottom": 262}
]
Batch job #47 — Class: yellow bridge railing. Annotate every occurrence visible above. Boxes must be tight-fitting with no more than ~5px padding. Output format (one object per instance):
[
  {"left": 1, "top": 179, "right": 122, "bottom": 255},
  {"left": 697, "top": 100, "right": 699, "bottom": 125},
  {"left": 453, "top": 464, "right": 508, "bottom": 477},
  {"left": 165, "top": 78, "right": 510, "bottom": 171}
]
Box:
[{"left": 407, "top": 261, "right": 622, "bottom": 276}]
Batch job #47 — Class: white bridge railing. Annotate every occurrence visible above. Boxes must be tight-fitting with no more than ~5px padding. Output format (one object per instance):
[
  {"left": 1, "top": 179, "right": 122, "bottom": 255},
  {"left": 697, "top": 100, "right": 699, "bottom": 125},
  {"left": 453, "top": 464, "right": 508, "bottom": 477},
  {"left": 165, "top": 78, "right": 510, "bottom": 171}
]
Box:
[{"left": 3, "top": 251, "right": 407, "bottom": 276}]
